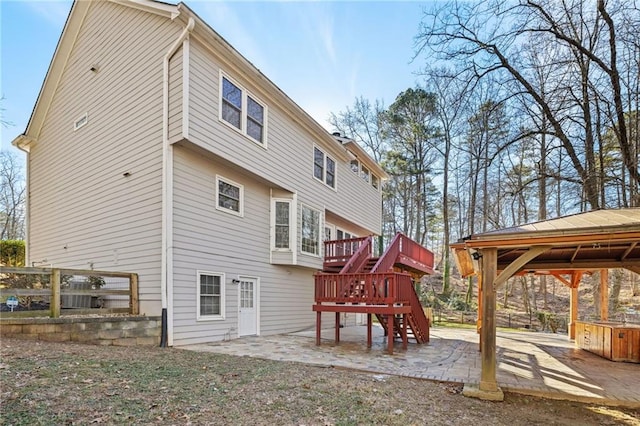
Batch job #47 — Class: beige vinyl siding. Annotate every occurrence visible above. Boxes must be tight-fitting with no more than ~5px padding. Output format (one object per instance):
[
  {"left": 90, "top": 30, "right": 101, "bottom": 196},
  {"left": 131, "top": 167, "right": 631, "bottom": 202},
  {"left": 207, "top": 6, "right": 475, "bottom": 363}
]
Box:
[
  {"left": 27, "top": 1, "right": 183, "bottom": 315},
  {"left": 171, "top": 144, "right": 319, "bottom": 345},
  {"left": 187, "top": 39, "right": 382, "bottom": 237}
]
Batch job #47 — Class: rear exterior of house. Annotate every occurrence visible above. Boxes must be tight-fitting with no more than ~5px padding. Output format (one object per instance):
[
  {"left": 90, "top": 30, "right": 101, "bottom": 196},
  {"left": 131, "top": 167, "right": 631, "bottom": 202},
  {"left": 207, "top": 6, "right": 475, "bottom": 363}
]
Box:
[{"left": 13, "top": 0, "right": 386, "bottom": 346}]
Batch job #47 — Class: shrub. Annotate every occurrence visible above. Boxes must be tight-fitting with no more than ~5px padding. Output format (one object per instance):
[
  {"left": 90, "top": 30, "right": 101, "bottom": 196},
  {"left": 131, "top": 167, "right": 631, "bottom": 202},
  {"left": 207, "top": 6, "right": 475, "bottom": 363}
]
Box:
[{"left": 0, "top": 240, "right": 25, "bottom": 266}]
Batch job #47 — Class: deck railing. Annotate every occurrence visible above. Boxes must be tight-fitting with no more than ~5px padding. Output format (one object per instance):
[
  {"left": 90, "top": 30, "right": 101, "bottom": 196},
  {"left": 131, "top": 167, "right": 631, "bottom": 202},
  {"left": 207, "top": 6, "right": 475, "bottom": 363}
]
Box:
[
  {"left": 314, "top": 272, "right": 414, "bottom": 305},
  {"left": 0, "top": 267, "right": 139, "bottom": 318},
  {"left": 323, "top": 236, "right": 370, "bottom": 267}
]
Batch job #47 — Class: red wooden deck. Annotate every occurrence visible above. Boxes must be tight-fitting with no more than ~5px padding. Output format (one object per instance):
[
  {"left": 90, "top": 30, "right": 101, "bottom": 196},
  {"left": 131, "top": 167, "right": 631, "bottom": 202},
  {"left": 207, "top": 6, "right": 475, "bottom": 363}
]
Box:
[{"left": 313, "top": 233, "right": 435, "bottom": 354}]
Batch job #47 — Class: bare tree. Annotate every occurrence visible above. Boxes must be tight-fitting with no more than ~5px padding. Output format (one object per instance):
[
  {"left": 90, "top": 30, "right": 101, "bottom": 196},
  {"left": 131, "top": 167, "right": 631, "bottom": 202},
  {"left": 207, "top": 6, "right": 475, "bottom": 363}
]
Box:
[
  {"left": 416, "top": 0, "right": 640, "bottom": 210},
  {"left": 422, "top": 67, "right": 472, "bottom": 295},
  {"left": 1, "top": 150, "right": 26, "bottom": 240},
  {"left": 329, "top": 97, "right": 387, "bottom": 163}
]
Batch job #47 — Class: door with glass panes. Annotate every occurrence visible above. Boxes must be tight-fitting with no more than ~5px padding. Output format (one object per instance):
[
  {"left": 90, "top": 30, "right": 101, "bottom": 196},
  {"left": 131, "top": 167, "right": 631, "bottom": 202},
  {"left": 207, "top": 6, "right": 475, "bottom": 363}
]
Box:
[{"left": 238, "top": 277, "right": 258, "bottom": 336}]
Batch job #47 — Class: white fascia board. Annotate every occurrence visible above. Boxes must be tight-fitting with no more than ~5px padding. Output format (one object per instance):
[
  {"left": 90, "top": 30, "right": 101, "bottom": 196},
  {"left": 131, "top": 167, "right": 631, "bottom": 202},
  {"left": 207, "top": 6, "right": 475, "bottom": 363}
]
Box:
[{"left": 109, "top": 0, "right": 180, "bottom": 19}]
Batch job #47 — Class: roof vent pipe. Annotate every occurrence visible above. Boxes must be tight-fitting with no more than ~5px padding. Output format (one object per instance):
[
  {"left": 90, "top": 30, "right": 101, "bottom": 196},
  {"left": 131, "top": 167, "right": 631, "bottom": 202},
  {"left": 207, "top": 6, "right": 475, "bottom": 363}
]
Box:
[{"left": 332, "top": 132, "right": 341, "bottom": 137}]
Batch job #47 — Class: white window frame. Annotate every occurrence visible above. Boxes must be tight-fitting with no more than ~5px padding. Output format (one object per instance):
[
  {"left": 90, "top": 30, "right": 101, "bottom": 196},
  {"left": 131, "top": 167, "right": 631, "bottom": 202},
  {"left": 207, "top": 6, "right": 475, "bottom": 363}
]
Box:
[
  {"left": 360, "top": 164, "right": 370, "bottom": 183},
  {"left": 196, "top": 271, "right": 225, "bottom": 321},
  {"left": 350, "top": 159, "right": 359, "bottom": 174},
  {"left": 271, "top": 198, "right": 292, "bottom": 251},
  {"left": 324, "top": 224, "right": 335, "bottom": 241},
  {"left": 219, "top": 71, "right": 268, "bottom": 147},
  {"left": 337, "top": 228, "right": 355, "bottom": 240},
  {"left": 371, "top": 174, "right": 380, "bottom": 190},
  {"left": 301, "top": 204, "right": 322, "bottom": 256},
  {"left": 313, "top": 146, "right": 337, "bottom": 190},
  {"left": 216, "top": 175, "right": 244, "bottom": 217}
]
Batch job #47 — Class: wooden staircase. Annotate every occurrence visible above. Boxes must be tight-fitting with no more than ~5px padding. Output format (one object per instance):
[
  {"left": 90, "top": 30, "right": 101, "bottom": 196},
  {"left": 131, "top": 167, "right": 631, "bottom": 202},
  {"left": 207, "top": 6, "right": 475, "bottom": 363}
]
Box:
[{"left": 314, "top": 232, "right": 434, "bottom": 353}]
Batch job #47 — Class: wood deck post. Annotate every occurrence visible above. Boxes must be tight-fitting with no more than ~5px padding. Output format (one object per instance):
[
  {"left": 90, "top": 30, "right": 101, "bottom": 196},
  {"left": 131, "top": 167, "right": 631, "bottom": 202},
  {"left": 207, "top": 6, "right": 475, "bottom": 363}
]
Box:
[
  {"left": 600, "top": 269, "right": 608, "bottom": 321},
  {"left": 335, "top": 312, "right": 340, "bottom": 344},
  {"left": 387, "top": 313, "right": 394, "bottom": 354},
  {"left": 316, "top": 311, "right": 321, "bottom": 346},
  {"left": 402, "top": 313, "right": 408, "bottom": 350},
  {"left": 479, "top": 248, "right": 498, "bottom": 393},
  {"left": 367, "top": 313, "right": 372, "bottom": 348}
]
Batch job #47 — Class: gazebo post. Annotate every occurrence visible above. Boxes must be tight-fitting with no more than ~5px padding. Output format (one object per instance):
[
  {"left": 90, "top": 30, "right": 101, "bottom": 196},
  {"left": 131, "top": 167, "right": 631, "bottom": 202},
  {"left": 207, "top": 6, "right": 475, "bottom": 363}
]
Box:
[
  {"left": 477, "top": 274, "right": 483, "bottom": 351},
  {"left": 463, "top": 247, "right": 504, "bottom": 401},
  {"left": 479, "top": 248, "right": 499, "bottom": 392},
  {"left": 600, "top": 269, "right": 608, "bottom": 321},
  {"left": 568, "top": 271, "right": 583, "bottom": 340}
]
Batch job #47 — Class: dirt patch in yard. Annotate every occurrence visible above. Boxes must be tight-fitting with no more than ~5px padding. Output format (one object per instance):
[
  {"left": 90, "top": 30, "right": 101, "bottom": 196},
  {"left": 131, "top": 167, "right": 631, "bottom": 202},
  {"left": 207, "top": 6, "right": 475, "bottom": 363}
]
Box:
[{"left": 1, "top": 338, "right": 638, "bottom": 425}]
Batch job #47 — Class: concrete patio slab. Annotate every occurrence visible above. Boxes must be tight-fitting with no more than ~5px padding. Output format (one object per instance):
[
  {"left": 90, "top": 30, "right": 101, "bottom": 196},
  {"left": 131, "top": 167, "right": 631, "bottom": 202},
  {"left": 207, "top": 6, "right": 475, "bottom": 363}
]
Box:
[{"left": 181, "top": 325, "right": 640, "bottom": 408}]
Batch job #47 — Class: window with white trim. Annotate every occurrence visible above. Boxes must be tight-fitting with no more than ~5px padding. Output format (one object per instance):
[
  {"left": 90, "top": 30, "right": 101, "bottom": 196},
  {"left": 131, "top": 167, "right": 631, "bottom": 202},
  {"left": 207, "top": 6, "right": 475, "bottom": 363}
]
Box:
[
  {"left": 313, "top": 147, "right": 336, "bottom": 189},
  {"left": 371, "top": 174, "right": 379, "bottom": 190},
  {"left": 350, "top": 159, "right": 359, "bottom": 173},
  {"left": 301, "top": 205, "right": 321, "bottom": 255},
  {"left": 272, "top": 199, "right": 292, "bottom": 250},
  {"left": 360, "top": 165, "right": 370, "bottom": 183},
  {"left": 216, "top": 176, "right": 243, "bottom": 216},
  {"left": 324, "top": 225, "right": 334, "bottom": 241},
  {"left": 197, "top": 272, "right": 225, "bottom": 320},
  {"left": 220, "top": 74, "right": 266, "bottom": 144}
]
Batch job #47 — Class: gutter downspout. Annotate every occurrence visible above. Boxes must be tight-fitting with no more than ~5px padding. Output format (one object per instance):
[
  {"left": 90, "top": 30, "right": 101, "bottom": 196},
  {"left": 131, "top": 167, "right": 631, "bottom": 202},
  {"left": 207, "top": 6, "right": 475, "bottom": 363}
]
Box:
[{"left": 161, "top": 17, "right": 195, "bottom": 347}]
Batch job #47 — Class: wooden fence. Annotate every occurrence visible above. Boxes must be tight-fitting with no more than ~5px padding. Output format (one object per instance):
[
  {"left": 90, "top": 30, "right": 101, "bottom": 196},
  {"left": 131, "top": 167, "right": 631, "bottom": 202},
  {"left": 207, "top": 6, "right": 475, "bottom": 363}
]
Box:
[{"left": 0, "top": 267, "right": 138, "bottom": 317}]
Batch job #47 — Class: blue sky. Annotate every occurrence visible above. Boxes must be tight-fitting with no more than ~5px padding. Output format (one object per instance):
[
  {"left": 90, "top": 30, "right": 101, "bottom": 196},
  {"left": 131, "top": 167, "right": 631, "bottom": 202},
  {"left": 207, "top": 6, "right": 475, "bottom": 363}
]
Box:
[{"left": 1, "top": 0, "right": 430, "bottom": 152}]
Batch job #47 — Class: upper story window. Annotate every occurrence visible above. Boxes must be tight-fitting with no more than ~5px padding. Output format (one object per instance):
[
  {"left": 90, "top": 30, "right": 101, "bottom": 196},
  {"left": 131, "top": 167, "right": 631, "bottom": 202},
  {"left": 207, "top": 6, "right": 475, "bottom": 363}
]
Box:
[
  {"left": 360, "top": 165, "right": 370, "bottom": 183},
  {"left": 350, "top": 158, "right": 380, "bottom": 190},
  {"left": 216, "top": 176, "right": 243, "bottom": 217},
  {"left": 301, "top": 204, "right": 321, "bottom": 256},
  {"left": 197, "top": 271, "right": 225, "bottom": 320},
  {"left": 371, "top": 174, "right": 379, "bottom": 190},
  {"left": 220, "top": 73, "right": 267, "bottom": 145},
  {"left": 313, "top": 147, "right": 336, "bottom": 189}
]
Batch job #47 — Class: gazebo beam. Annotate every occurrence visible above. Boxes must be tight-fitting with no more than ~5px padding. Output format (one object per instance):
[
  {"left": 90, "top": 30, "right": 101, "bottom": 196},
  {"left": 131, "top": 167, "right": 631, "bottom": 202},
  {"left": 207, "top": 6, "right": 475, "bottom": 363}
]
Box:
[
  {"left": 493, "top": 245, "right": 552, "bottom": 289},
  {"left": 498, "top": 260, "right": 640, "bottom": 270}
]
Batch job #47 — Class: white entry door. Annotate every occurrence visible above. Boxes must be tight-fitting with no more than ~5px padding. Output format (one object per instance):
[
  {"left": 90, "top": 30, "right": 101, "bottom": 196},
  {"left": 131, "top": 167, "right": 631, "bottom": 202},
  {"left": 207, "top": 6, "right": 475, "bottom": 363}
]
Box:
[{"left": 238, "top": 277, "right": 258, "bottom": 336}]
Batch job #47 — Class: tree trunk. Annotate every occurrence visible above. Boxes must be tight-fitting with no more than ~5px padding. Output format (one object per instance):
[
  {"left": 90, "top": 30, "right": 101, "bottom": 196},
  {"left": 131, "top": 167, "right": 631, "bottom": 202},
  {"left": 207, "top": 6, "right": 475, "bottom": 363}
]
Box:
[
  {"left": 539, "top": 275, "right": 548, "bottom": 309},
  {"left": 609, "top": 269, "right": 623, "bottom": 313},
  {"left": 520, "top": 277, "right": 530, "bottom": 315},
  {"left": 503, "top": 280, "right": 510, "bottom": 309},
  {"left": 465, "top": 276, "right": 474, "bottom": 307}
]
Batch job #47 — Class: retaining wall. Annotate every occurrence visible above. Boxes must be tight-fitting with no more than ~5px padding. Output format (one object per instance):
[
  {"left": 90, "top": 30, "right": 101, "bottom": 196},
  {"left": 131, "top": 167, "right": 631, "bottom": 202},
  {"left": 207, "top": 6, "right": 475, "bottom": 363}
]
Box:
[{"left": 0, "top": 316, "right": 161, "bottom": 346}]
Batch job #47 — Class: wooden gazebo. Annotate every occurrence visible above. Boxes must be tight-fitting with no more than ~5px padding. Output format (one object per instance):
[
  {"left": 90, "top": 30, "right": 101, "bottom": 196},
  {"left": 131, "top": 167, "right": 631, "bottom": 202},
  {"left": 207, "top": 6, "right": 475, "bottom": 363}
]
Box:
[{"left": 451, "top": 208, "right": 640, "bottom": 400}]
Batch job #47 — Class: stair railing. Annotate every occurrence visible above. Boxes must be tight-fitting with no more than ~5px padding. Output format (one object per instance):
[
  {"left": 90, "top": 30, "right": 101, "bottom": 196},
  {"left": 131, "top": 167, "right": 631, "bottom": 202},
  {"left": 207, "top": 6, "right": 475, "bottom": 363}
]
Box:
[
  {"left": 371, "top": 232, "right": 435, "bottom": 274},
  {"left": 407, "top": 282, "right": 430, "bottom": 343},
  {"left": 339, "top": 236, "right": 373, "bottom": 274},
  {"left": 370, "top": 232, "right": 403, "bottom": 273}
]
